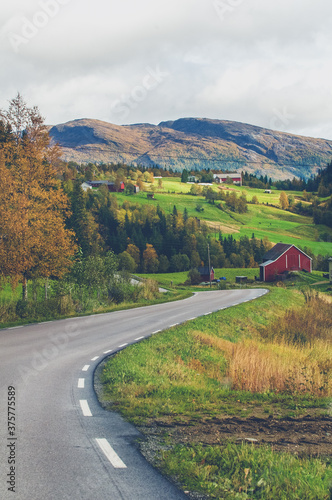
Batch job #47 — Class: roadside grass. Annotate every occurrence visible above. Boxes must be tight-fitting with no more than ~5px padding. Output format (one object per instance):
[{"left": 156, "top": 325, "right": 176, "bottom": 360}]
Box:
[
  {"left": 100, "top": 288, "right": 331, "bottom": 423},
  {"left": 160, "top": 443, "right": 332, "bottom": 500},
  {"left": 0, "top": 281, "right": 191, "bottom": 329},
  {"left": 100, "top": 287, "right": 332, "bottom": 499}
]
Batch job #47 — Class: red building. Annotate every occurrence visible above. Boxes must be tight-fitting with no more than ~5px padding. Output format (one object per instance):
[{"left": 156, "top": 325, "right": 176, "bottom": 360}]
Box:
[
  {"left": 213, "top": 173, "right": 242, "bottom": 186},
  {"left": 260, "top": 243, "right": 312, "bottom": 282},
  {"left": 198, "top": 267, "right": 215, "bottom": 283}
]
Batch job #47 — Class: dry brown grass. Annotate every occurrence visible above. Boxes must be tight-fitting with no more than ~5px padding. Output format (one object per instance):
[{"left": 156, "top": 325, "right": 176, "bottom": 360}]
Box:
[
  {"left": 191, "top": 328, "right": 332, "bottom": 396},
  {"left": 264, "top": 293, "right": 332, "bottom": 347}
]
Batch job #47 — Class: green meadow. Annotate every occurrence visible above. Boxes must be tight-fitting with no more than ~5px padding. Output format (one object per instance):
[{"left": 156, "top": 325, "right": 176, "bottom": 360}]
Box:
[{"left": 114, "top": 178, "right": 332, "bottom": 256}]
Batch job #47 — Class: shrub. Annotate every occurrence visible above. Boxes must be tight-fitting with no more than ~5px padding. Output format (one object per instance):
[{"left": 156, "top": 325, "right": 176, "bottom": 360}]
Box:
[
  {"left": 188, "top": 268, "right": 201, "bottom": 285},
  {"left": 15, "top": 299, "right": 30, "bottom": 318}
]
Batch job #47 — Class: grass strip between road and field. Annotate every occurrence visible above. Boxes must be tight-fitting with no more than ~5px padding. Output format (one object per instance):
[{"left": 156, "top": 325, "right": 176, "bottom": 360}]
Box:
[{"left": 99, "top": 287, "right": 332, "bottom": 500}]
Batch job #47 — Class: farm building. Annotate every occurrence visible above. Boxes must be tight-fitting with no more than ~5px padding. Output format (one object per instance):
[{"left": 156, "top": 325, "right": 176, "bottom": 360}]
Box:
[
  {"left": 198, "top": 266, "right": 215, "bottom": 283},
  {"left": 260, "top": 243, "right": 312, "bottom": 282},
  {"left": 84, "top": 180, "right": 125, "bottom": 192},
  {"left": 81, "top": 182, "right": 92, "bottom": 192},
  {"left": 213, "top": 173, "right": 242, "bottom": 186}
]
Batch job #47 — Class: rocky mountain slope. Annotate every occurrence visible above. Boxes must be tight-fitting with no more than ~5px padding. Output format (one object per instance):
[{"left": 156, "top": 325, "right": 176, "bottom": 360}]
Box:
[{"left": 49, "top": 117, "right": 332, "bottom": 179}]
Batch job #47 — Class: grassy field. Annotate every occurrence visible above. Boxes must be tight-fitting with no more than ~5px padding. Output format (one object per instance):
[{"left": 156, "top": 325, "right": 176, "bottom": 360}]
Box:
[
  {"left": 99, "top": 287, "right": 332, "bottom": 499},
  {"left": 137, "top": 268, "right": 260, "bottom": 287},
  {"left": 114, "top": 178, "right": 332, "bottom": 256},
  {"left": 137, "top": 269, "right": 327, "bottom": 288}
]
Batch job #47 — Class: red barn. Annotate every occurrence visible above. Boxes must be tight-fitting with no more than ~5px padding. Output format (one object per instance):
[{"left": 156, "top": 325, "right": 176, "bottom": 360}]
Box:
[
  {"left": 198, "top": 267, "right": 215, "bottom": 283},
  {"left": 213, "top": 173, "right": 242, "bottom": 186},
  {"left": 260, "top": 243, "right": 312, "bottom": 282}
]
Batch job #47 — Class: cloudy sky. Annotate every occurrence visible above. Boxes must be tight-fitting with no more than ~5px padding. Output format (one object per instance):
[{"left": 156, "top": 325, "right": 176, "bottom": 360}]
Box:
[{"left": 1, "top": 0, "right": 332, "bottom": 139}]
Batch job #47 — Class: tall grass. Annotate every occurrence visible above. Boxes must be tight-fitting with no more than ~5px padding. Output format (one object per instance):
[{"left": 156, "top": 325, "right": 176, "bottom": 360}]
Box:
[
  {"left": 264, "top": 292, "right": 332, "bottom": 347},
  {"left": 192, "top": 331, "right": 332, "bottom": 396},
  {"left": 189, "top": 293, "right": 332, "bottom": 397}
]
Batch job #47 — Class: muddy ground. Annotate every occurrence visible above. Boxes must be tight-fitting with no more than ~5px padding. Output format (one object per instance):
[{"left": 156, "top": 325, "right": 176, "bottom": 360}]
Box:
[{"left": 138, "top": 414, "right": 332, "bottom": 457}]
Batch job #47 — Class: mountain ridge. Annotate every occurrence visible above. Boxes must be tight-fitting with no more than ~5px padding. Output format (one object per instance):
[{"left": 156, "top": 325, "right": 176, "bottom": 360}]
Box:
[{"left": 49, "top": 117, "right": 332, "bottom": 180}]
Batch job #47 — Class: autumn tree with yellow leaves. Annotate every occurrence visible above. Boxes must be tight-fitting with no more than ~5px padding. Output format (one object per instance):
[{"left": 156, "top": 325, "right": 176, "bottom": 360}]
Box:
[
  {"left": 279, "top": 191, "right": 289, "bottom": 210},
  {"left": 0, "top": 94, "right": 77, "bottom": 299}
]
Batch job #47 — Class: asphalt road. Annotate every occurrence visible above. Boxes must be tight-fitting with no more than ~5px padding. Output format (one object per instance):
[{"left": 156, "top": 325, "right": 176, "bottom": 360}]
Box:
[{"left": 0, "top": 288, "right": 268, "bottom": 500}]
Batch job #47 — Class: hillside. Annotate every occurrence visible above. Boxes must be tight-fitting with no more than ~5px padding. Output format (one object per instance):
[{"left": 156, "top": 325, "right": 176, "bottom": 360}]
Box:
[{"left": 49, "top": 117, "right": 332, "bottom": 179}]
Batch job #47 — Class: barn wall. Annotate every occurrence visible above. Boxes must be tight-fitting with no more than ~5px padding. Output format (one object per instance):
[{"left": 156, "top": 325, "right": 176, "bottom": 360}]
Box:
[{"left": 263, "top": 247, "right": 311, "bottom": 281}]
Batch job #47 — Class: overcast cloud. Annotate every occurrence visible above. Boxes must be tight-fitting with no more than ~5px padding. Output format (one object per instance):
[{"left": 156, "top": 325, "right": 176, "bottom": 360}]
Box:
[{"left": 1, "top": 0, "right": 332, "bottom": 139}]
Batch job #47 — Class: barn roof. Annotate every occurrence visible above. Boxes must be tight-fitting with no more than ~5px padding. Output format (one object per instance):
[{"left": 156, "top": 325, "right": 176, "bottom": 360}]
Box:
[
  {"left": 259, "top": 260, "right": 275, "bottom": 268},
  {"left": 198, "top": 266, "right": 214, "bottom": 274},
  {"left": 263, "top": 243, "right": 292, "bottom": 262},
  {"left": 262, "top": 243, "right": 312, "bottom": 263}
]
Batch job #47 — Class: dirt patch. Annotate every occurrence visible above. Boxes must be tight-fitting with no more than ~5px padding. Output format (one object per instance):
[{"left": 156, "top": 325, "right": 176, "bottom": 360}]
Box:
[
  {"left": 139, "top": 415, "right": 332, "bottom": 457},
  {"left": 204, "top": 220, "right": 239, "bottom": 234}
]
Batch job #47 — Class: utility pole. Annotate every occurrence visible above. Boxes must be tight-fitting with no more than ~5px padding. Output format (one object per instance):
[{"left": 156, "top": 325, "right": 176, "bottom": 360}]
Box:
[{"left": 208, "top": 243, "right": 211, "bottom": 288}]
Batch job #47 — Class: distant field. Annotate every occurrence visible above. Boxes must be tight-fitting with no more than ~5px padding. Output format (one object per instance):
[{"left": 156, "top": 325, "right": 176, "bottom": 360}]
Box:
[
  {"left": 114, "top": 178, "right": 332, "bottom": 256},
  {"left": 137, "top": 268, "right": 261, "bottom": 287},
  {"left": 137, "top": 269, "right": 327, "bottom": 289}
]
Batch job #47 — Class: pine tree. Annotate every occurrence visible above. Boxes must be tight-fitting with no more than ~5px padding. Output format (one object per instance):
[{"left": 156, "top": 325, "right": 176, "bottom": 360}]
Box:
[{"left": 181, "top": 169, "right": 189, "bottom": 183}]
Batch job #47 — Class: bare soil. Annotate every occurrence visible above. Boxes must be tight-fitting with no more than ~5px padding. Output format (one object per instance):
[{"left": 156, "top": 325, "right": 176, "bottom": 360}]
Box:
[{"left": 138, "top": 414, "right": 332, "bottom": 457}]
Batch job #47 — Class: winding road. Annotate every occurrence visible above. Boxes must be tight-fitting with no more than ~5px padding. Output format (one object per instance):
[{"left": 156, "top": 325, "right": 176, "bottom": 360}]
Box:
[{"left": 0, "top": 289, "right": 268, "bottom": 499}]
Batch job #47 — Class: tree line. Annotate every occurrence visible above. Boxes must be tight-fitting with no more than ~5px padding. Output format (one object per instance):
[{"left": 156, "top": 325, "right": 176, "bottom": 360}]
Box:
[{"left": 242, "top": 161, "right": 332, "bottom": 195}]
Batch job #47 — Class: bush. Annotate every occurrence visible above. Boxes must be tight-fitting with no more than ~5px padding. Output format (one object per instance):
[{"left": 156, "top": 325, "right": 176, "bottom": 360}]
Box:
[
  {"left": 108, "top": 286, "right": 126, "bottom": 304},
  {"left": 188, "top": 268, "right": 201, "bottom": 285},
  {"left": 15, "top": 299, "right": 30, "bottom": 318},
  {"left": 0, "top": 302, "right": 17, "bottom": 323}
]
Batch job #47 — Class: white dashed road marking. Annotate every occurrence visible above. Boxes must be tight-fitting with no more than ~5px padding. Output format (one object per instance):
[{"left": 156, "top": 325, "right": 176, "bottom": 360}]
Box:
[
  {"left": 95, "top": 439, "right": 127, "bottom": 469},
  {"left": 80, "top": 400, "right": 92, "bottom": 417},
  {"left": 104, "top": 349, "right": 113, "bottom": 354},
  {"left": 82, "top": 365, "right": 90, "bottom": 372},
  {"left": 78, "top": 379, "right": 85, "bottom": 389},
  {"left": 119, "top": 343, "right": 128, "bottom": 348},
  {"left": 91, "top": 356, "right": 99, "bottom": 361}
]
